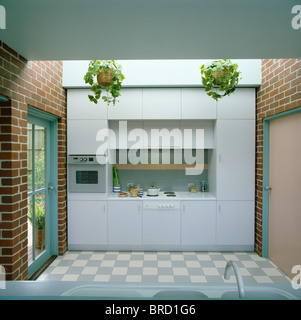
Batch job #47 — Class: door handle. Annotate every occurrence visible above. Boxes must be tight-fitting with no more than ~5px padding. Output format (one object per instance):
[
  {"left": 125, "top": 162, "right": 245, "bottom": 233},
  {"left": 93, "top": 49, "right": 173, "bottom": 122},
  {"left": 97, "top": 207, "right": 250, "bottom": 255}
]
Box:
[
  {"left": 48, "top": 183, "right": 57, "bottom": 192},
  {"left": 264, "top": 186, "right": 271, "bottom": 191}
]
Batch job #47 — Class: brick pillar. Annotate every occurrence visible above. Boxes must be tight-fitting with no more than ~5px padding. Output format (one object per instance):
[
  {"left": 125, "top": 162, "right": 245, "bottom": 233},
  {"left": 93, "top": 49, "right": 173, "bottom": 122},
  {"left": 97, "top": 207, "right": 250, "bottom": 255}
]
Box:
[{"left": 0, "top": 41, "right": 67, "bottom": 280}]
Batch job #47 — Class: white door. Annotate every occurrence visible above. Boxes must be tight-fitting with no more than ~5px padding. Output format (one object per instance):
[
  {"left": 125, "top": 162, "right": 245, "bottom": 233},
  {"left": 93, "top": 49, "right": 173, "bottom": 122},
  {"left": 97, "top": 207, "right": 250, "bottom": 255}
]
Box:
[
  {"left": 68, "top": 200, "right": 107, "bottom": 247},
  {"left": 107, "top": 88, "right": 143, "bottom": 119},
  {"left": 216, "top": 120, "right": 255, "bottom": 200},
  {"left": 181, "top": 201, "right": 216, "bottom": 245},
  {"left": 67, "top": 89, "right": 108, "bottom": 120},
  {"left": 108, "top": 201, "right": 143, "bottom": 245},
  {"left": 142, "top": 88, "right": 181, "bottom": 119},
  {"left": 143, "top": 210, "right": 181, "bottom": 245},
  {"left": 67, "top": 119, "right": 108, "bottom": 154},
  {"left": 217, "top": 88, "right": 255, "bottom": 120},
  {"left": 216, "top": 201, "right": 254, "bottom": 246},
  {"left": 181, "top": 88, "right": 216, "bottom": 119}
]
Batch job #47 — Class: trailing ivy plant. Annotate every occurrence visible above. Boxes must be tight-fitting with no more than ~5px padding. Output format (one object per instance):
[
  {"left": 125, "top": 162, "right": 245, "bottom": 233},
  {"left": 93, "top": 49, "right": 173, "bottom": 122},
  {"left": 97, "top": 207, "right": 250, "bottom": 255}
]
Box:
[
  {"left": 84, "top": 60, "right": 125, "bottom": 105},
  {"left": 200, "top": 59, "right": 241, "bottom": 101}
]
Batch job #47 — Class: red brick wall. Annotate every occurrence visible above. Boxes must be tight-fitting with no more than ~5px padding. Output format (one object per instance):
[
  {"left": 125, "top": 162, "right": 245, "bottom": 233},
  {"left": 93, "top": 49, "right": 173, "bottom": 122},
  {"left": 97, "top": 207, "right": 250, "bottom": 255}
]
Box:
[
  {"left": 255, "top": 59, "right": 301, "bottom": 255},
  {"left": 0, "top": 42, "right": 67, "bottom": 280}
]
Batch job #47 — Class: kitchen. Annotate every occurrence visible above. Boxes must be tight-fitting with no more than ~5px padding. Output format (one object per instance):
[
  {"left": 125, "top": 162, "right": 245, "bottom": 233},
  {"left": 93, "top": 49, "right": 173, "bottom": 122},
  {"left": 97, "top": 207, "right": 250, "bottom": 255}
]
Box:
[
  {"left": 65, "top": 59, "right": 258, "bottom": 253},
  {"left": 1, "top": 1, "right": 300, "bottom": 301}
]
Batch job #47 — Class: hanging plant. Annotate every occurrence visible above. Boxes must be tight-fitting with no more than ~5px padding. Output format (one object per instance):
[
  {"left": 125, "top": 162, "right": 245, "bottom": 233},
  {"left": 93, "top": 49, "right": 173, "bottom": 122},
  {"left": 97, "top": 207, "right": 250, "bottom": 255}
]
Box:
[
  {"left": 200, "top": 59, "right": 241, "bottom": 101},
  {"left": 84, "top": 60, "right": 125, "bottom": 105}
]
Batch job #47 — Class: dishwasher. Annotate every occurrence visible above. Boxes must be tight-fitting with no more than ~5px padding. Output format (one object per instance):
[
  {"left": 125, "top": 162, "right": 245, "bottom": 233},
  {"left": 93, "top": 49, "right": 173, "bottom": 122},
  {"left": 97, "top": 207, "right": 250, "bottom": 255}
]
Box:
[{"left": 143, "top": 200, "right": 181, "bottom": 246}]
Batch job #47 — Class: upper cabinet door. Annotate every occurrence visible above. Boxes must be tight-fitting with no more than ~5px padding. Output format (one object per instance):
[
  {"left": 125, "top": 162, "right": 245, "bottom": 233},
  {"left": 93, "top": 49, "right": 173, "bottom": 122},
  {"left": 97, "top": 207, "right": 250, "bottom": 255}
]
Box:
[
  {"left": 217, "top": 88, "right": 256, "bottom": 120},
  {"left": 67, "top": 119, "right": 108, "bottom": 155},
  {"left": 142, "top": 88, "right": 181, "bottom": 119},
  {"left": 67, "top": 89, "right": 108, "bottom": 120},
  {"left": 107, "top": 88, "right": 143, "bottom": 120},
  {"left": 181, "top": 88, "right": 216, "bottom": 119}
]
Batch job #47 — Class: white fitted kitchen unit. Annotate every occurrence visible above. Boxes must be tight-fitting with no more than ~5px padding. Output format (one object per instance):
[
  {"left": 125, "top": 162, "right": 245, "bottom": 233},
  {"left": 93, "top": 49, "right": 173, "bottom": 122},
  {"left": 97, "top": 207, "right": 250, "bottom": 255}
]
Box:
[{"left": 65, "top": 60, "right": 259, "bottom": 252}]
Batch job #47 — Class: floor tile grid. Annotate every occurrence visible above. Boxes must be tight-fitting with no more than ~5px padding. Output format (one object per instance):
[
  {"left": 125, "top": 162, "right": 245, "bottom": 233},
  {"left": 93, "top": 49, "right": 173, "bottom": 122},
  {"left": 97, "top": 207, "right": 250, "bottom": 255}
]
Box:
[{"left": 37, "top": 251, "right": 291, "bottom": 284}]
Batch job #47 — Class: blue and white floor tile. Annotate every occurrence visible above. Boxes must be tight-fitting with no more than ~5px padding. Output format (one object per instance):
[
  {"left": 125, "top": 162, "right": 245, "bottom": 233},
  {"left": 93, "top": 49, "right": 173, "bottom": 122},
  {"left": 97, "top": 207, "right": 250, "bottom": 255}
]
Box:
[{"left": 37, "top": 251, "right": 291, "bottom": 284}]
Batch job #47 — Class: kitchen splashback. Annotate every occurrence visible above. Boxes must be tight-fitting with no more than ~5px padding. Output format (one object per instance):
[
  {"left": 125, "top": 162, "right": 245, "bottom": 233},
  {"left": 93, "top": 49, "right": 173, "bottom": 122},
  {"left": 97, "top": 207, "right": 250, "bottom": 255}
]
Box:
[
  {"left": 117, "top": 169, "right": 208, "bottom": 192},
  {"left": 114, "top": 149, "right": 209, "bottom": 192}
]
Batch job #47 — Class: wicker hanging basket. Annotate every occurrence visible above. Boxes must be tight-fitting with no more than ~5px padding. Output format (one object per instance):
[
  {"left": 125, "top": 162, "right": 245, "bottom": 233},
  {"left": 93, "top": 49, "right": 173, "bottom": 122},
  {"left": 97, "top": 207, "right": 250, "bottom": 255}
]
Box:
[
  {"left": 212, "top": 69, "right": 228, "bottom": 85},
  {"left": 97, "top": 68, "right": 114, "bottom": 87}
]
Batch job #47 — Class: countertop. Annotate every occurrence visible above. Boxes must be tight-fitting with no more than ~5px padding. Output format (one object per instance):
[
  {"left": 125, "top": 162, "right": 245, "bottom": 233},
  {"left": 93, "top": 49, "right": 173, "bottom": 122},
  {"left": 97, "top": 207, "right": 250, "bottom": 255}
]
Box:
[{"left": 107, "top": 191, "right": 216, "bottom": 201}]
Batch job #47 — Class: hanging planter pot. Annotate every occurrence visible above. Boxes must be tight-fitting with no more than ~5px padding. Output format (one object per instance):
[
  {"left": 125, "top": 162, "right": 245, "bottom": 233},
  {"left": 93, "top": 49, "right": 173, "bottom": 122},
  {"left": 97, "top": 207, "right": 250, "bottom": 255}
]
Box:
[
  {"left": 200, "top": 59, "right": 241, "bottom": 101},
  {"left": 97, "top": 68, "right": 114, "bottom": 87},
  {"left": 84, "top": 60, "right": 125, "bottom": 105},
  {"left": 212, "top": 69, "right": 229, "bottom": 85}
]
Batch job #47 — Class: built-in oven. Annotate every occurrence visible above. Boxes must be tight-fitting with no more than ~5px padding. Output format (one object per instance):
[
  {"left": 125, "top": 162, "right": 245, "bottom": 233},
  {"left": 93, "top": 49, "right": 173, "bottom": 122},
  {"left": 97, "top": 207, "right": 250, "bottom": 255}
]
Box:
[{"left": 68, "top": 155, "right": 106, "bottom": 193}]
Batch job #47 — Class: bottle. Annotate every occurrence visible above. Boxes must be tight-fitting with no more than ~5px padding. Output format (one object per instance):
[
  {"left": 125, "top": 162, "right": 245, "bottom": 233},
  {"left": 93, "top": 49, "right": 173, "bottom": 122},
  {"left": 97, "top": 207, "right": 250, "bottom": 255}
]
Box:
[{"left": 200, "top": 180, "right": 209, "bottom": 192}]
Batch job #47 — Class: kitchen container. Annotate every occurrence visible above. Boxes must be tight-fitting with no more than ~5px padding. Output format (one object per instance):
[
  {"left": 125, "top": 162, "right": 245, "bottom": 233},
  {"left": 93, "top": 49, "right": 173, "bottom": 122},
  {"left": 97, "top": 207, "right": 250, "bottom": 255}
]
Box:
[
  {"left": 113, "top": 185, "right": 121, "bottom": 193},
  {"left": 147, "top": 182, "right": 160, "bottom": 196},
  {"left": 129, "top": 188, "right": 138, "bottom": 197},
  {"left": 189, "top": 185, "right": 197, "bottom": 193},
  {"left": 200, "top": 180, "right": 209, "bottom": 192}
]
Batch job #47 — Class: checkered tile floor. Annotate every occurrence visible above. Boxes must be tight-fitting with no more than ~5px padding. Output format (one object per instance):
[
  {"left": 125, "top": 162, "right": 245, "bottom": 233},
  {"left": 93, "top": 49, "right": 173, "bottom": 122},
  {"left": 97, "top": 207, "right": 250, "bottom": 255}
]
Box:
[{"left": 37, "top": 251, "right": 291, "bottom": 284}]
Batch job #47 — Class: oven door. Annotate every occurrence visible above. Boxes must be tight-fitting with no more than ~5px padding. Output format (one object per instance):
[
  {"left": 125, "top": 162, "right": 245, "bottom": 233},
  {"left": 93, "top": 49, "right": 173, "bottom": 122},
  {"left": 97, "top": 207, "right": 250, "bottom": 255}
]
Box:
[{"left": 69, "top": 164, "right": 106, "bottom": 193}]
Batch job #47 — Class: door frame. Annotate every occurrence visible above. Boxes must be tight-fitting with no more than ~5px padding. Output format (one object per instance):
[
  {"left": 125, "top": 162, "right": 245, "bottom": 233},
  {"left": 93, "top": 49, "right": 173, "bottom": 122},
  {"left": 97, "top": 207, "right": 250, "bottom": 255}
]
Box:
[
  {"left": 262, "top": 106, "right": 301, "bottom": 258},
  {"left": 27, "top": 107, "right": 59, "bottom": 277}
]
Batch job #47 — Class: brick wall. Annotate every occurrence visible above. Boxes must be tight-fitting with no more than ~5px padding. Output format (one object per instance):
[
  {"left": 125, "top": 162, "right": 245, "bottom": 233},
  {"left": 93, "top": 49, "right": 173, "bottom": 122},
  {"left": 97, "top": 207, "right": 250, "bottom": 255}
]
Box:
[
  {"left": 255, "top": 59, "right": 301, "bottom": 255},
  {"left": 0, "top": 42, "right": 67, "bottom": 280}
]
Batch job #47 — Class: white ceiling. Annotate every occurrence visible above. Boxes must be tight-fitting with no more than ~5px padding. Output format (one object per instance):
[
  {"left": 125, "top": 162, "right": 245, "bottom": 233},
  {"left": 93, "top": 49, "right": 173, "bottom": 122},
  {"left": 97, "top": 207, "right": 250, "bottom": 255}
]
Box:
[{"left": 0, "top": 0, "right": 300, "bottom": 60}]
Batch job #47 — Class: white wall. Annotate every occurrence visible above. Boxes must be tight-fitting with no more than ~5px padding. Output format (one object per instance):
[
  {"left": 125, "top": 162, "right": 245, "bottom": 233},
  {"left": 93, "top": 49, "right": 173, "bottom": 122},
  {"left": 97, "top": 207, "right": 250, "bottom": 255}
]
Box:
[{"left": 63, "top": 59, "right": 261, "bottom": 88}]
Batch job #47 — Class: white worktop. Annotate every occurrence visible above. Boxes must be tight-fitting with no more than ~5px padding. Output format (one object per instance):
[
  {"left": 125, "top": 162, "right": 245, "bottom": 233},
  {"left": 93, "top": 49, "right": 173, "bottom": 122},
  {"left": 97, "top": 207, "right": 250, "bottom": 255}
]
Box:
[{"left": 107, "top": 191, "right": 216, "bottom": 201}]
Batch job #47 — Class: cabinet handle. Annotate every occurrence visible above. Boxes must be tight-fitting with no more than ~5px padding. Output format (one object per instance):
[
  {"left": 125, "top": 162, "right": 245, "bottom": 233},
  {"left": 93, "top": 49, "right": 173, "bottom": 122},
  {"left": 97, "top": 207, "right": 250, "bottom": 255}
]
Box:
[
  {"left": 183, "top": 205, "right": 185, "bottom": 212},
  {"left": 218, "top": 204, "right": 221, "bottom": 212},
  {"left": 103, "top": 205, "right": 106, "bottom": 212},
  {"left": 219, "top": 154, "right": 222, "bottom": 163}
]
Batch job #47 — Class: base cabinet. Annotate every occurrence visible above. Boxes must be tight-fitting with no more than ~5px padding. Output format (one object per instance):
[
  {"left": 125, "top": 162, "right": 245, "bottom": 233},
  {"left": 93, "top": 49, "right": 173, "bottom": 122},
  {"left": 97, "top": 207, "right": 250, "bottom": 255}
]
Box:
[
  {"left": 143, "top": 211, "right": 181, "bottom": 245},
  {"left": 216, "top": 201, "right": 254, "bottom": 246},
  {"left": 67, "top": 200, "right": 254, "bottom": 250},
  {"left": 68, "top": 200, "right": 107, "bottom": 248},
  {"left": 181, "top": 201, "right": 216, "bottom": 245},
  {"left": 108, "top": 201, "right": 143, "bottom": 245}
]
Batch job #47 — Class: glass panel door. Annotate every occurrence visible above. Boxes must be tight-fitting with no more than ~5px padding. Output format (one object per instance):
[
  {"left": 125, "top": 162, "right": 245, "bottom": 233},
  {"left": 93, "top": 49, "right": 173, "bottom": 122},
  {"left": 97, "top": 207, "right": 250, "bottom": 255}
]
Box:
[{"left": 27, "top": 124, "right": 48, "bottom": 265}]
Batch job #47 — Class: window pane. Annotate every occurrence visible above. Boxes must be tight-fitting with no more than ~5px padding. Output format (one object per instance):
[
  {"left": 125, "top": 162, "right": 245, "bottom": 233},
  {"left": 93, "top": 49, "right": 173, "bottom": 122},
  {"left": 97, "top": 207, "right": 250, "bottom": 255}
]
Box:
[
  {"left": 34, "top": 192, "right": 46, "bottom": 257},
  {"left": 27, "top": 124, "right": 33, "bottom": 192},
  {"left": 35, "top": 125, "right": 46, "bottom": 189},
  {"left": 27, "top": 196, "right": 34, "bottom": 264}
]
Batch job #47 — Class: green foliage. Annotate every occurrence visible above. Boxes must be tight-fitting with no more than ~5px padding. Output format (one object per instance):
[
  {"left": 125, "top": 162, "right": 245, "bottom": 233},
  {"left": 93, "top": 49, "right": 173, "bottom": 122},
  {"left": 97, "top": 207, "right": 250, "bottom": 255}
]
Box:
[
  {"left": 113, "top": 166, "right": 119, "bottom": 186},
  {"left": 28, "top": 195, "right": 45, "bottom": 230},
  {"left": 84, "top": 60, "right": 125, "bottom": 106},
  {"left": 200, "top": 59, "right": 241, "bottom": 101}
]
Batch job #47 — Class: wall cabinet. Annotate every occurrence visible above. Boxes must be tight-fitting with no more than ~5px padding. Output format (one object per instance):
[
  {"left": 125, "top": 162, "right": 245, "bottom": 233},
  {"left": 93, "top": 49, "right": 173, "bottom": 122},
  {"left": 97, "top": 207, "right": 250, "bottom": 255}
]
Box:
[
  {"left": 143, "top": 120, "right": 181, "bottom": 148},
  {"left": 67, "top": 89, "right": 108, "bottom": 120},
  {"left": 108, "top": 89, "right": 143, "bottom": 119},
  {"left": 68, "top": 201, "right": 107, "bottom": 249},
  {"left": 142, "top": 88, "right": 181, "bottom": 119},
  {"left": 216, "top": 120, "right": 255, "bottom": 201},
  {"left": 181, "top": 88, "right": 216, "bottom": 119},
  {"left": 107, "top": 201, "right": 143, "bottom": 245},
  {"left": 181, "top": 201, "right": 216, "bottom": 245},
  {"left": 217, "top": 88, "right": 255, "bottom": 120},
  {"left": 180, "top": 120, "right": 214, "bottom": 149},
  {"left": 216, "top": 201, "right": 254, "bottom": 246},
  {"left": 67, "top": 119, "right": 108, "bottom": 154}
]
